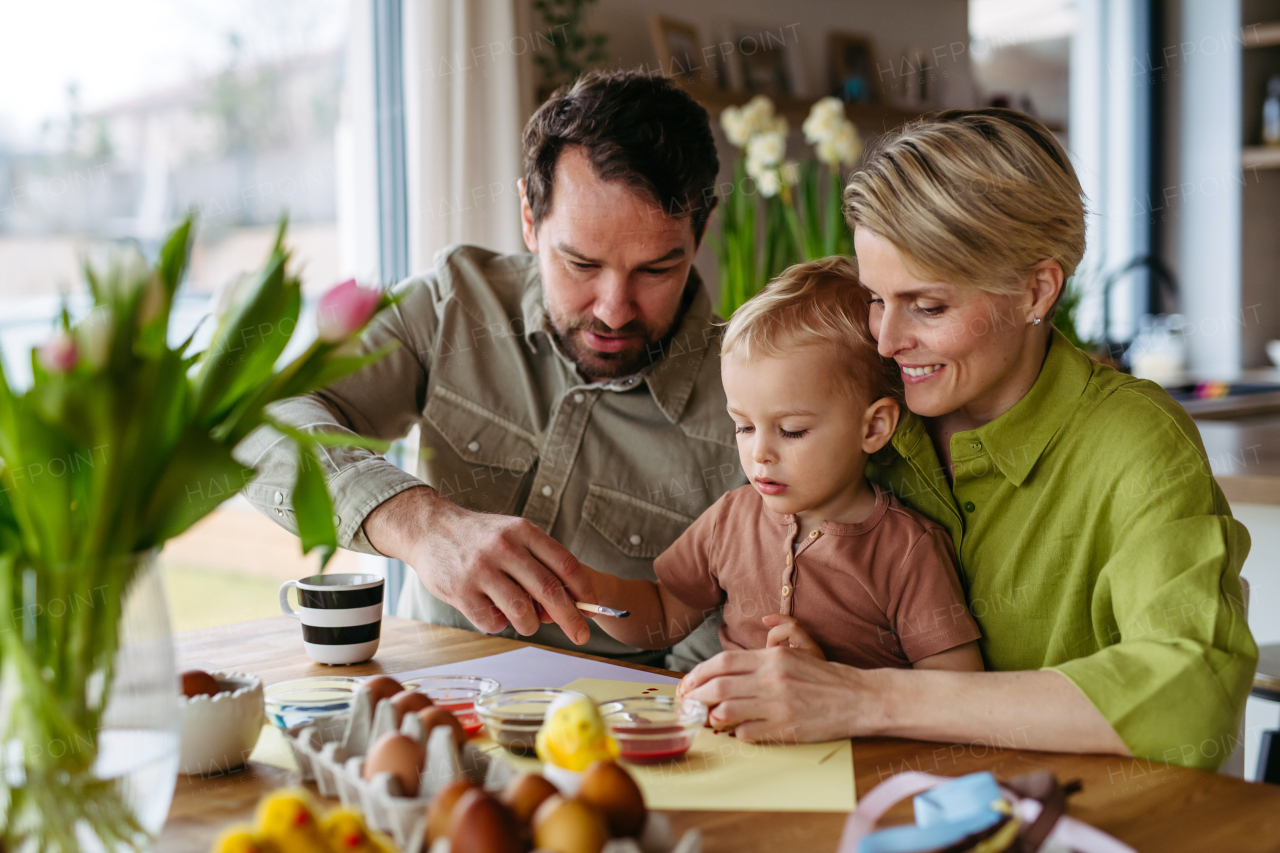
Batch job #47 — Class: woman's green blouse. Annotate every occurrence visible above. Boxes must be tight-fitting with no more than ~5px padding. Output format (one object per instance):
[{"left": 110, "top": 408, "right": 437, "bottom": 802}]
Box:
[{"left": 867, "top": 329, "right": 1257, "bottom": 771}]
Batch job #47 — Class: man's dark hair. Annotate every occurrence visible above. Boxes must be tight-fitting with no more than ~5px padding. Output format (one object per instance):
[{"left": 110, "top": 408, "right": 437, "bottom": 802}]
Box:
[{"left": 522, "top": 69, "right": 720, "bottom": 240}]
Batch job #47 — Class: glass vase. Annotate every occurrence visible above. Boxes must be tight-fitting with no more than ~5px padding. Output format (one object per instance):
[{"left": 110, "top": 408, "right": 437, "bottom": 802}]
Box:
[{"left": 0, "top": 551, "right": 179, "bottom": 852}]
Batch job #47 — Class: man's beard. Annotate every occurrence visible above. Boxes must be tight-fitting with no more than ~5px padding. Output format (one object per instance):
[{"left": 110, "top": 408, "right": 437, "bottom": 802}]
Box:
[
  {"left": 545, "top": 283, "right": 695, "bottom": 381},
  {"left": 549, "top": 314, "right": 669, "bottom": 380}
]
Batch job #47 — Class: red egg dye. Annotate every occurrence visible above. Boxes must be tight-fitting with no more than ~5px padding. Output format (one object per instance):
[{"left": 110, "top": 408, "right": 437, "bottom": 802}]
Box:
[
  {"left": 612, "top": 724, "right": 692, "bottom": 764},
  {"left": 437, "top": 699, "right": 483, "bottom": 737}
]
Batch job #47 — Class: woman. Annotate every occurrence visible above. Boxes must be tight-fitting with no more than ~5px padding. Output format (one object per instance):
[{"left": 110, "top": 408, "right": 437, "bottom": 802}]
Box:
[{"left": 678, "top": 108, "right": 1257, "bottom": 770}]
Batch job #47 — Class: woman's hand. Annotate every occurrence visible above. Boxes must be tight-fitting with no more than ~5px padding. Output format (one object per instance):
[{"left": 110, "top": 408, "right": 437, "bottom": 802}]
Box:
[
  {"left": 761, "top": 614, "right": 826, "bottom": 660},
  {"left": 676, "top": 646, "right": 875, "bottom": 743}
]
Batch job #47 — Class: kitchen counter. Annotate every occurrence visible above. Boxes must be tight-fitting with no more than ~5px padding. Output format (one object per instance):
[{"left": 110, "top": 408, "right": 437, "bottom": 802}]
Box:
[{"left": 1198, "top": 414, "right": 1280, "bottom": 504}]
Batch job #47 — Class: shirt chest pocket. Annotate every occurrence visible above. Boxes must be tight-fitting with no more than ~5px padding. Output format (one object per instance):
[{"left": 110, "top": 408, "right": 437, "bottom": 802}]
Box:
[
  {"left": 572, "top": 484, "right": 696, "bottom": 580},
  {"left": 422, "top": 385, "right": 539, "bottom": 515}
]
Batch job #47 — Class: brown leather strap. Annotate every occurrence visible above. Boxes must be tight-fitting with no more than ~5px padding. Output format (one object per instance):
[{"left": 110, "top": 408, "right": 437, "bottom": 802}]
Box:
[{"left": 1006, "top": 771, "right": 1068, "bottom": 852}]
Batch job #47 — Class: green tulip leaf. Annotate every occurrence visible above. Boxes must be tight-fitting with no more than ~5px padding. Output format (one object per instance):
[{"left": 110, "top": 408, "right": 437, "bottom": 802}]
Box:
[{"left": 292, "top": 442, "right": 337, "bottom": 569}]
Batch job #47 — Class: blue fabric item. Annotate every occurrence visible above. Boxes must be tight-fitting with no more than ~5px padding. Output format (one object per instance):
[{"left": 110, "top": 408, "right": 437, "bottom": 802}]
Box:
[{"left": 857, "top": 772, "right": 1008, "bottom": 853}]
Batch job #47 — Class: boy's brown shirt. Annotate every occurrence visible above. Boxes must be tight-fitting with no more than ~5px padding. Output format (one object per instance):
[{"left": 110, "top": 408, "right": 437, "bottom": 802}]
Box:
[{"left": 654, "top": 483, "right": 981, "bottom": 668}]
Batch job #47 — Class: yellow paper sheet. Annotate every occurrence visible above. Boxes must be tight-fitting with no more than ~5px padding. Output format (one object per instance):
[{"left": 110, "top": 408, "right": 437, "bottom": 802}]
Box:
[
  {"left": 494, "top": 677, "right": 855, "bottom": 812},
  {"left": 250, "top": 723, "right": 299, "bottom": 771}
]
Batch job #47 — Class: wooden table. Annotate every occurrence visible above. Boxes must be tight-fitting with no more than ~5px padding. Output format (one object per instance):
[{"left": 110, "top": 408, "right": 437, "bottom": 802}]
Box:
[{"left": 161, "top": 616, "right": 1280, "bottom": 853}]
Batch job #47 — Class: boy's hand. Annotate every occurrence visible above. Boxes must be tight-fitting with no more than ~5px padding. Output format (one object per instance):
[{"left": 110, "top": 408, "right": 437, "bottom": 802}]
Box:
[{"left": 762, "top": 613, "right": 826, "bottom": 660}]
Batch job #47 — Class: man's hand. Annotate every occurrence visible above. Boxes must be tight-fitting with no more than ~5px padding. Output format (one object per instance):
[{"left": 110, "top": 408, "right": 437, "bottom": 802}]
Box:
[
  {"left": 762, "top": 613, "right": 826, "bottom": 660},
  {"left": 363, "top": 486, "right": 596, "bottom": 644}
]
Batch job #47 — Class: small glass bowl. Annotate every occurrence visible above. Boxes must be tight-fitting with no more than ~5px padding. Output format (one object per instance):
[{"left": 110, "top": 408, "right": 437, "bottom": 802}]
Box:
[
  {"left": 264, "top": 676, "right": 361, "bottom": 730},
  {"left": 599, "top": 695, "right": 707, "bottom": 764},
  {"left": 476, "top": 688, "right": 587, "bottom": 755},
  {"left": 401, "top": 675, "right": 500, "bottom": 736}
]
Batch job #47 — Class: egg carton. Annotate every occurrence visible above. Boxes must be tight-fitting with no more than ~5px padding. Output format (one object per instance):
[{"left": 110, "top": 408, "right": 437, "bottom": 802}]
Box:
[
  {"left": 283, "top": 690, "right": 702, "bottom": 853},
  {"left": 285, "top": 689, "right": 497, "bottom": 851}
]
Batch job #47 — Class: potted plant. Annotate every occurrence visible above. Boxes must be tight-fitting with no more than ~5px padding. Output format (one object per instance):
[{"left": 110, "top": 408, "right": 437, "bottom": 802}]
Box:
[
  {"left": 0, "top": 215, "right": 395, "bottom": 851},
  {"left": 713, "top": 95, "right": 863, "bottom": 316}
]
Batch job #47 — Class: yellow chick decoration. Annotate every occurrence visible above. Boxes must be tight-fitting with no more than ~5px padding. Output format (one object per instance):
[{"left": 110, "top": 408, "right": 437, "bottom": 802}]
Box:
[
  {"left": 212, "top": 825, "right": 280, "bottom": 853},
  {"left": 255, "top": 790, "right": 332, "bottom": 853},
  {"left": 535, "top": 693, "right": 619, "bottom": 771},
  {"left": 321, "top": 809, "right": 397, "bottom": 853}
]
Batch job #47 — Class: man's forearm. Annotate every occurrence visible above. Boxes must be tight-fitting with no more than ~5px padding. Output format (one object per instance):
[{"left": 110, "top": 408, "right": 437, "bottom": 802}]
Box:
[
  {"left": 362, "top": 484, "right": 442, "bottom": 561},
  {"left": 861, "top": 667, "right": 1131, "bottom": 756}
]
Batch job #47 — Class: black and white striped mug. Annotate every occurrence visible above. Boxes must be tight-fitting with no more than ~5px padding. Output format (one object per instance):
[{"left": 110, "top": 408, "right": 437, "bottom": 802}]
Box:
[{"left": 278, "top": 573, "right": 384, "bottom": 665}]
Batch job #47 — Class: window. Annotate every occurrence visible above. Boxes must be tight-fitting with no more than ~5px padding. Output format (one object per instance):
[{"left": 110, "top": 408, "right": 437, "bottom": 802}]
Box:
[{"left": 0, "top": 0, "right": 374, "bottom": 630}]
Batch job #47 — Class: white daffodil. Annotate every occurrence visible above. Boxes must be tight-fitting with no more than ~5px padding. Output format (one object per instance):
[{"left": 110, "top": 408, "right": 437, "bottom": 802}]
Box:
[
  {"left": 780, "top": 160, "right": 801, "bottom": 186},
  {"left": 832, "top": 121, "right": 863, "bottom": 165},
  {"left": 747, "top": 130, "right": 786, "bottom": 168},
  {"left": 817, "top": 121, "right": 863, "bottom": 167},
  {"left": 802, "top": 96, "right": 846, "bottom": 143},
  {"left": 756, "top": 168, "right": 781, "bottom": 198},
  {"left": 721, "top": 105, "right": 750, "bottom": 148},
  {"left": 741, "top": 95, "right": 775, "bottom": 131}
]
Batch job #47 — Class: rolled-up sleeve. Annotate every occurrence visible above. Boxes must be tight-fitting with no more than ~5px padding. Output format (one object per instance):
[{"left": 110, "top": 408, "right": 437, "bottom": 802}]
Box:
[
  {"left": 1049, "top": 415, "right": 1257, "bottom": 771},
  {"left": 234, "top": 275, "right": 439, "bottom": 554}
]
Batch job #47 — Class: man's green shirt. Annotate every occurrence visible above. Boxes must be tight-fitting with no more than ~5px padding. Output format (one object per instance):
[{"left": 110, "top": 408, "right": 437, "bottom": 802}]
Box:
[{"left": 868, "top": 329, "right": 1257, "bottom": 770}]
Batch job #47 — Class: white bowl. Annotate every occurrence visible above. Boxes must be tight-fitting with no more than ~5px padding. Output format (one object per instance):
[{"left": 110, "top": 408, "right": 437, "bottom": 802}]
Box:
[
  {"left": 178, "top": 671, "right": 264, "bottom": 776},
  {"left": 1266, "top": 340, "right": 1280, "bottom": 369}
]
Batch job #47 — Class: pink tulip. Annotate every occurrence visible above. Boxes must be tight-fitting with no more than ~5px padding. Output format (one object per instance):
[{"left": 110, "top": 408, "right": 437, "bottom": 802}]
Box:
[
  {"left": 38, "top": 333, "right": 79, "bottom": 374},
  {"left": 316, "top": 279, "right": 381, "bottom": 342}
]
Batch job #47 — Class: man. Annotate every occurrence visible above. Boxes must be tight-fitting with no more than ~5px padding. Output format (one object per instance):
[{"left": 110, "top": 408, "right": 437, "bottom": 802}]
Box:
[{"left": 239, "top": 70, "right": 746, "bottom": 669}]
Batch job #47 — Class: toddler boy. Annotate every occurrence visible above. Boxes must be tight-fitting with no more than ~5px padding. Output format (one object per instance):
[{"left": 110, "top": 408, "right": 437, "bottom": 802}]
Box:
[{"left": 583, "top": 257, "right": 982, "bottom": 671}]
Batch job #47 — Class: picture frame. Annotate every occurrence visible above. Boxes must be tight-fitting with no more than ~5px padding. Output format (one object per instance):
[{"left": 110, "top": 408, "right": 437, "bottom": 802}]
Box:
[
  {"left": 650, "top": 16, "right": 726, "bottom": 93},
  {"left": 732, "top": 23, "right": 801, "bottom": 98},
  {"left": 828, "top": 32, "right": 881, "bottom": 105}
]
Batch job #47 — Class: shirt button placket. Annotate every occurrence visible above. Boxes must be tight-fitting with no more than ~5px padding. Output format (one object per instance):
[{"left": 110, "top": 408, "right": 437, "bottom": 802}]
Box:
[{"left": 522, "top": 388, "right": 596, "bottom": 532}]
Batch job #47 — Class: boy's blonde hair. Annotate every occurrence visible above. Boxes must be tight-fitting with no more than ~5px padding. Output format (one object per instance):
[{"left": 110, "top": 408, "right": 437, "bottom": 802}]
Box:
[
  {"left": 843, "top": 108, "right": 1086, "bottom": 298},
  {"left": 721, "top": 257, "right": 902, "bottom": 404}
]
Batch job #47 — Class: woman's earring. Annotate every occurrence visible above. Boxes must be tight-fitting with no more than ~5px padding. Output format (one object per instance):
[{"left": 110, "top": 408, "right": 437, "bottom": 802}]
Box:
[{"left": 1033, "top": 316, "right": 1042, "bottom": 325}]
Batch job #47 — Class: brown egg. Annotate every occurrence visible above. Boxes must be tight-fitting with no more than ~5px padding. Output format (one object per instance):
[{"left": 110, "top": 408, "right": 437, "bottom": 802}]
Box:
[
  {"left": 500, "top": 772, "right": 559, "bottom": 827},
  {"left": 417, "top": 705, "right": 467, "bottom": 745},
  {"left": 361, "top": 675, "right": 404, "bottom": 708},
  {"left": 448, "top": 789, "right": 522, "bottom": 853},
  {"left": 578, "top": 760, "right": 646, "bottom": 837},
  {"left": 390, "top": 690, "right": 433, "bottom": 725},
  {"left": 532, "top": 795, "right": 609, "bottom": 853},
  {"left": 363, "top": 733, "right": 426, "bottom": 797},
  {"left": 425, "top": 777, "right": 477, "bottom": 845},
  {"left": 181, "top": 669, "right": 221, "bottom": 697}
]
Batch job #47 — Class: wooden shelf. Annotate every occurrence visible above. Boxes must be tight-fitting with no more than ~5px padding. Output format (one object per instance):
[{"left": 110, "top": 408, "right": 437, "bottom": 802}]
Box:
[
  {"left": 1243, "top": 145, "right": 1280, "bottom": 169},
  {"left": 669, "top": 78, "right": 926, "bottom": 134},
  {"left": 1244, "top": 22, "right": 1280, "bottom": 48}
]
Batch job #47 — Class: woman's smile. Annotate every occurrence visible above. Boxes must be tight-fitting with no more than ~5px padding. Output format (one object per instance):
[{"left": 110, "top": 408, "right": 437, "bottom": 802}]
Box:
[{"left": 899, "top": 362, "right": 946, "bottom": 383}]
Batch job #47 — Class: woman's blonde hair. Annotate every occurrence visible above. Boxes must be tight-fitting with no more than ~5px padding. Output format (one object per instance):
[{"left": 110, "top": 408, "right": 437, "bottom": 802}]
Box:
[
  {"left": 843, "top": 108, "right": 1086, "bottom": 296},
  {"left": 721, "top": 257, "right": 902, "bottom": 404}
]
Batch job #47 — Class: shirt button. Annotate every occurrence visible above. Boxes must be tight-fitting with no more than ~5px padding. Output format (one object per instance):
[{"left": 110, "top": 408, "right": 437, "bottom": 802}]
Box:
[
  {"left": 782, "top": 585, "right": 791, "bottom": 597},
  {"left": 809, "top": 530, "right": 819, "bottom": 539},
  {"left": 785, "top": 553, "right": 792, "bottom": 566},
  {"left": 573, "top": 393, "right": 585, "bottom": 404},
  {"left": 467, "top": 440, "right": 480, "bottom": 452},
  {"left": 274, "top": 491, "right": 283, "bottom": 504},
  {"left": 541, "top": 485, "right": 554, "bottom": 497},
  {"left": 964, "top": 501, "right": 976, "bottom": 512},
  {"left": 274, "top": 508, "right": 283, "bottom": 517},
  {"left": 333, "top": 515, "right": 341, "bottom": 526},
  {"left": 969, "top": 439, "right": 983, "bottom": 452},
  {"left": 629, "top": 534, "right": 642, "bottom": 545}
]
